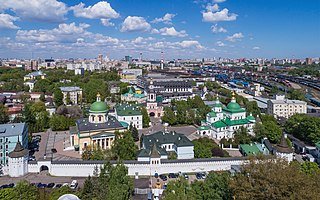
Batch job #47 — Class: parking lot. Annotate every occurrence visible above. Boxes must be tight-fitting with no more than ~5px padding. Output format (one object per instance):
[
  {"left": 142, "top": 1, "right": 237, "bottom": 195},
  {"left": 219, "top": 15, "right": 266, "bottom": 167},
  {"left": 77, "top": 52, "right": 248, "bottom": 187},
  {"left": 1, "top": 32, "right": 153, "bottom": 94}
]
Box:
[{"left": 0, "top": 171, "right": 86, "bottom": 190}]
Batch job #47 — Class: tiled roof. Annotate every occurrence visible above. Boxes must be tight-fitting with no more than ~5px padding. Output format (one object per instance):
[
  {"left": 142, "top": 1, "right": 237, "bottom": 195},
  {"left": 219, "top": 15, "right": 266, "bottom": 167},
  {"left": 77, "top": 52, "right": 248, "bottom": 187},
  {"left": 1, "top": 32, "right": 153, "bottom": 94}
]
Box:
[
  {"left": 115, "top": 103, "right": 142, "bottom": 116},
  {"left": 212, "top": 121, "right": 227, "bottom": 128},
  {"left": 207, "top": 112, "right": 217, "bottom": 117},
  {"left": 76, "top": 116, "right": 125, "bottom": 132},
  {"left": 143, "top": 131, "right": 193, "bottom": 148},
  {"left": 240, "top": 144, "right": 261, "bottom": 156}
]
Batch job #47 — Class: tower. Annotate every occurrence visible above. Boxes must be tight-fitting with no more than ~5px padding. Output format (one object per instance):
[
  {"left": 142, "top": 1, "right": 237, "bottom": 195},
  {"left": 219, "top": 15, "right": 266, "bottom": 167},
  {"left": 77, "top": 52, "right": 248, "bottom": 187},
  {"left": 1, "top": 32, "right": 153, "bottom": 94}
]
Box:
[
  {"left": 8, "top": 137, "right": 29, "bottom": 177},
  {"left": 160, "top": 51, "right": 164, "bottom": 70}
]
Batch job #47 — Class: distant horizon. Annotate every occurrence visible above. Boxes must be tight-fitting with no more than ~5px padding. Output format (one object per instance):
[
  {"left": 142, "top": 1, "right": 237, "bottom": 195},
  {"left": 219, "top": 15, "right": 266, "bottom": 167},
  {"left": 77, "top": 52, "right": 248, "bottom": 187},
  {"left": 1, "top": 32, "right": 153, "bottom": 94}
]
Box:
[{"left": 0, "top": 0, "right": 319, "bottom": 59}]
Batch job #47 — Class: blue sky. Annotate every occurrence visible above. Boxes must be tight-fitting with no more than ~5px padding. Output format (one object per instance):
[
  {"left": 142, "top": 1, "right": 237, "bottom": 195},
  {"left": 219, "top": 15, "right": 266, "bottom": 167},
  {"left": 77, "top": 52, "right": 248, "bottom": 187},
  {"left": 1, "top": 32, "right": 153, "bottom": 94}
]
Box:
[{"left": 0, "top": 0, "right": 319, "bottom": 59}]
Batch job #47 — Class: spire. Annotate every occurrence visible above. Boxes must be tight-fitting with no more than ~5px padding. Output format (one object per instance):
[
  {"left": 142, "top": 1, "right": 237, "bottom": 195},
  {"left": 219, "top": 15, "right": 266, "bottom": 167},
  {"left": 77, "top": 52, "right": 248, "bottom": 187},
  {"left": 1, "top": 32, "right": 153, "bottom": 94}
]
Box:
[
  {"left": 96, "top": 93, "right": 101, "bottom": 102},
  {"left": 150, "top": 144, "right": 161, "bottom": 158},
  {"left": 231, "top": 91, "right": 236, "bottom": 103},
  {"left": 215, "top": 93, "right": 220, "bottom": 103},
  {"left": 276, "top": 134, "right": 292, "bottom": 153}
]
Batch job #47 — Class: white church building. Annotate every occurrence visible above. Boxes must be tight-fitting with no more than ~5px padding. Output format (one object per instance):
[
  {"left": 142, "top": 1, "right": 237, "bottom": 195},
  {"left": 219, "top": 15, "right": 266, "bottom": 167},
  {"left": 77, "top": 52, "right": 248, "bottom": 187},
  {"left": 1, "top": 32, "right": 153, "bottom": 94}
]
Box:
[{"left": 197, "top": 93, "right": 256, "bottom": 140}]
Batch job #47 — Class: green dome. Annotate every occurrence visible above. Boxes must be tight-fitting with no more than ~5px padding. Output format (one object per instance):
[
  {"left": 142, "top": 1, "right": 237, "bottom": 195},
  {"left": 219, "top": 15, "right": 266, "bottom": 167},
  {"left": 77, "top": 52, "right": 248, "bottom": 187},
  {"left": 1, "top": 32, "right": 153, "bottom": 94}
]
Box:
[
  {"left": 90, "top": 101, "right": 108, "bottom": 113},
  {"left": 227, "top": 102, "right": 241, "bottom": 110}
]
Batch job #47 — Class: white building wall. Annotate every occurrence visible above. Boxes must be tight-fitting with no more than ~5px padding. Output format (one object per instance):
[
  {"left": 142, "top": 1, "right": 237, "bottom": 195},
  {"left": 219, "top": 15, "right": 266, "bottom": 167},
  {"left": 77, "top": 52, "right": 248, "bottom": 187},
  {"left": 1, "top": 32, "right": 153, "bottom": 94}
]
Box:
[
  {"left": 26, "top": 159, "right": 245, "bottom": 177},
  {"left": 176, "top": 146, "right": 194, "bottom": 159}
]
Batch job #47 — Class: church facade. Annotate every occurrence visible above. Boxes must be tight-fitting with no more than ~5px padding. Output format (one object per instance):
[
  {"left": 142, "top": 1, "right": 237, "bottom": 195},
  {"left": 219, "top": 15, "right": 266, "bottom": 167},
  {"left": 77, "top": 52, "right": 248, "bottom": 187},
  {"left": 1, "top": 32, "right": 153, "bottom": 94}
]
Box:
[
  {"left": 69, "top": 94, "right": 127, "bottom": 154},
  {"left": 197, "top": 93, "right": 256, "bottom": 140}
]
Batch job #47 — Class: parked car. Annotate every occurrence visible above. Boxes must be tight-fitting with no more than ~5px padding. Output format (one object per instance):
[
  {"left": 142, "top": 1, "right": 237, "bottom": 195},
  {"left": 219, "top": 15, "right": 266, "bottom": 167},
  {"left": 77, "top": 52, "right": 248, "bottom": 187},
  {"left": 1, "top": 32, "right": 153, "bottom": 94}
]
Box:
[
  {"left": 70, "top": 180, "right": 78, "bottom": 189},
  {"left": 47, "top": 183, "right": 55, "bottom": 188},
  {"left": 36, "top": 183, "right": 42, "bottom": 188},
  {"left": 201, "top": 172, "right": 207, "bottom": 179},
  {"left": 62, "top": 183, "right": 69, "bottom": 187},
  {"left": 159, "top": 174, "right": 167, "bottom": 181},
  {"left": 183, "top": 173, "right": 189, "bottom": 179},
  {"left": 1, "top": 184, "right": 8, "bottom": 189},
  {"left": 39, "top": 183, "right": 47, "bottom": 188},
  {"left": 8, "top": 183, "right": 14, "bottom": 188},
  {"left": 168, "top": 173, "right": 177, "bottom": 178},
  {"left": 55, "top": 184, "right": 62, "bottom": 188},
  {"left": 196, "top": 173, "right": 202, "bottom": 179}
]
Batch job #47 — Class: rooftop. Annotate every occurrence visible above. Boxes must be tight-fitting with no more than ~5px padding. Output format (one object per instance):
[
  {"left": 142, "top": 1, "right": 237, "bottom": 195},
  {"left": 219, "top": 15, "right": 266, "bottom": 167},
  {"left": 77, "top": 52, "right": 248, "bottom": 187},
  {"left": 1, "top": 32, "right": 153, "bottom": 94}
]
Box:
[
  {"left": 75, "top": 116, "right": 125, "bottom": 132},
  {"left": 143, "top": 131, "right": 194, "bottom": 148},
  {"left": 0, "top": 123, "right": 27, "bottom": 137},
  {"left": 60, "top": 86, "right": 81, "bottom": 92},
  {"left": 115, "top": 103, "right": 142, "bottom": 116},
  {"left": 240, "top": 144, "right": 261, "bottom": 155}
]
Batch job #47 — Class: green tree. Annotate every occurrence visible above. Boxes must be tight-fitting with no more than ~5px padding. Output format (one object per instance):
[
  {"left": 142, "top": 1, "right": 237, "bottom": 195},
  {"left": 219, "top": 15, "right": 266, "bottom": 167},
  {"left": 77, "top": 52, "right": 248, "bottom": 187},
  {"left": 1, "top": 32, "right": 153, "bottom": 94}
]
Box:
[
  {"left": 112, "top": 131, "right": 138, "bottom": 160},
  {"left": 162, "top": 107, "right": 177, "bottom": 125},
  {"left": 284, "top": 114, "right": 320, "bottom": 145},
  {"left": 141, "top": 107, "right": 150, "bottom": 128},
  {"left": 33, "top": 79, "right": 52, "bottom": 93},
  {"left": 81, "top": 175, "right": 95, "bottom": 200},
  {"left": 300, "top": 161, "right": 320, "bottom": 176},
  {"left": 13, "top": 180, "right": 38, "bottom": 200},
  {"left": 54, "top": 88, "right": 64, "bottom": 107},
  {"left": 254, "top": 115, "right": 282, "bottom": 143},
  {"left": 0, "top": 188, "right": 15, "bottom": 200},
  {"left": 131, "top": 126, "right": 139, "bottom": 142},
  {"left": 233, "top": 127, "right": 253, "bottom": 145},
  {"left": 245, "top": 101, "right": 261, "bottom": 117},
  {"left": 192, "top": 138, "right": 228, "bottom": 158},
  {"left": 163, "top": 177, "right": 191, "bottom": 200},
  {"left": 39, "top": 93, "right": 46, "bottom": 102},
  {"left": 230, "top": 158, "right": 320, "bottom": 200},
  {"left": 288, "top": 89, "right": 306, "bottom": 101},
  {"left": 0, "top": 104, "right": 9, "bottom": 124}
]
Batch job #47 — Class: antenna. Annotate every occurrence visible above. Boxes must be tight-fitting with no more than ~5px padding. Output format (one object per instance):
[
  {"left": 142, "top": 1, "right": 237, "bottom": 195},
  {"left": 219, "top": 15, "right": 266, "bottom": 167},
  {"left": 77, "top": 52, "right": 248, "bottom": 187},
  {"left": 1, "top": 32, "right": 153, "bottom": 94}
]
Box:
[{"left": 161, "top": 51, "right": 164, "bottom": 70}]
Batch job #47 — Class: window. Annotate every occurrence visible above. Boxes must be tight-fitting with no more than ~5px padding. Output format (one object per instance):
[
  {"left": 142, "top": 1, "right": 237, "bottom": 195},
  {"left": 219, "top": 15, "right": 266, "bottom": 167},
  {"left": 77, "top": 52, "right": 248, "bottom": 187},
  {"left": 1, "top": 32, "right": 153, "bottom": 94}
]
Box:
[
  {"left": 5, "top": 145, "right": 8, "bottom": 149},
  {"left": 5, "top": 152, "right": 8, "bottom": 156},
  {"left": 98, "top": 116, "right": 102, "bottom": 121},
  {"left": 0, "top": 153, "right": 2, "bottom": 157},
  {"left": 0, "top": 145, "right": 2, "bottom": 150},
  {"left": 5, "top": 138, "right": 8, "bottom": 142},
  {"left": 0, "top": 139, "right": 2, "bottom": 143}
]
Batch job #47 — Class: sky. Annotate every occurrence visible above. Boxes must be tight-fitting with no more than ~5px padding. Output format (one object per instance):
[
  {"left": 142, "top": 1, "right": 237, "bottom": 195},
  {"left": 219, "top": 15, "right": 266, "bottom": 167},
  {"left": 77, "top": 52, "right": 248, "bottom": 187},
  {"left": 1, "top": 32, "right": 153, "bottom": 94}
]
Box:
[{"left": 0, "top": 0, "right": 319, "bottom": 60}]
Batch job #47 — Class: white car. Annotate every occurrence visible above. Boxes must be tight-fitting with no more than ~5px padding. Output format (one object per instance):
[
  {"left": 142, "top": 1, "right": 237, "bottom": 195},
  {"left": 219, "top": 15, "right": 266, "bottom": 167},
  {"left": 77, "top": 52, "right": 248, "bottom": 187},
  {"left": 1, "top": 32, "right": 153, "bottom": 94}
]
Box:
[
  {"left": 70, "top": 180, "right": 78, "bottom": 190},
  {"left": 62, "top": 183, "right": 69, "bottom": 187}
]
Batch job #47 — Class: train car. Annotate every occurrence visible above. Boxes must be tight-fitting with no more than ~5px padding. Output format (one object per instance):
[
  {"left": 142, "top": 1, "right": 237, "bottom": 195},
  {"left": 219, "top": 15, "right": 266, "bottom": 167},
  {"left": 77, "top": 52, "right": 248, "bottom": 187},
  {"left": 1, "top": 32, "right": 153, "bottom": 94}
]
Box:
[{"left": 310, "top": 98, "right": 320, "bottom": 106}]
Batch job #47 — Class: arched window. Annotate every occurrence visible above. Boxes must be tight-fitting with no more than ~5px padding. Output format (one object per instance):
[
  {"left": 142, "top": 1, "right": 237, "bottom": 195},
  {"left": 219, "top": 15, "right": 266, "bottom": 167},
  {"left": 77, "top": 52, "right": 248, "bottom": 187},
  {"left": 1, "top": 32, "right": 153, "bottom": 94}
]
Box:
[
  {"left": 99, "top": 116, "right": 102, "bottom": 121},
  {"left": 91, "top": 116, "right": 95, "bottom": 121}
]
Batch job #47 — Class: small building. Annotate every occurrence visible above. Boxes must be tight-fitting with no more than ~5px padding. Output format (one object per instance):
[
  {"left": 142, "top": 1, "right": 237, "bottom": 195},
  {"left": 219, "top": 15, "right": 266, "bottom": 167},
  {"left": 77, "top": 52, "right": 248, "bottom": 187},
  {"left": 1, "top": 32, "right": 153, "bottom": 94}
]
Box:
[
  {"left": 121, "top": 88, "right": 147, "bottom": 103},
  {"left": 24, "top": 80, "right": 37, "bottom": 92},
  {"left": 60, "top": 86, "right": 82, "bottom": 105},
  {"left": 24, "top": 71, "right": 46, "bottom": 81},
  {"left": 115, "top": 103, "right": 143, "bottom": 130},
  {"left": 239, "top": 144, "right": 261, "bottom": 156},
  {"left": 0, "top": 123, "right": 28, "bottom": 165},
  {"left": 137, "top": 131, "right": 194, "bottom": 161}
]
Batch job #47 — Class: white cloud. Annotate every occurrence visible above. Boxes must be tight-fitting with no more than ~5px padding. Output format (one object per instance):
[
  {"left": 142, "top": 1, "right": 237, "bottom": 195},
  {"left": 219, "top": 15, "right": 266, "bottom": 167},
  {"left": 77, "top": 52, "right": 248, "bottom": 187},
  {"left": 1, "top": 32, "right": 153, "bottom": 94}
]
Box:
[
  {"left": 132, "top": 36, "right": 154, "bottom": 44},
  {"left": 152, "top": 13, "right": 176, "bottom": 24},
  {"left": 0, "top": 14, "right": 19, "bottom": 29},
  {"left": 0, "top": 0, "right": 68, "bottom": 22},
  {"left": 16, "top": 22, "right": 91, "bottom": 43},
  {"left": 203, "top": 8, "right": 237, "bottom": 22},
  {"left": 253, "top": 46, "right": 260, "bottom": 50},
  {"left": 206, "top": 3, "right": 219, "bottom": 12},
  {"left": 216, "top": 41, "right": 225, "bottom": 47},
  {"left": 100, "top": 19, "right": 114, "bottom": 27},
  {"left": 211, "top": 24, "right": 227, "bottom": 33},
  {"left": 179, "top": 40, "right": 203, "bottom": 49},
  {"left": 71, "top": 1, "right": 119, "bottom": 19},
  {"left": 153, "top": 27, "right": 188, "bottom": 37},
  {"left": 120, "top": 16, "right": 151, "bottom": 32},
  {"left": 225, "top": 32, "right": 244, "bottom": 42},
  {"left": 213, "top": 0, "right": 226, "bottom": 3}
]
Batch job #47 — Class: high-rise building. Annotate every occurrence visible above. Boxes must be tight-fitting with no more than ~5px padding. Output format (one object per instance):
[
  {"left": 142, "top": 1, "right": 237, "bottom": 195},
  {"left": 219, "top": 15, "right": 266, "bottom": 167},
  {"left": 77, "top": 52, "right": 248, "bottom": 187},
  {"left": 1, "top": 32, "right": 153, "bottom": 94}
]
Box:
[
  {"left": 306, "top": 58, "right": 312, "bottom": 65},
  {"left": 125, "top": 56, "right": 132, "bottom": 64},
  {"left": 98, "top": 54, "right": 103, "bottom": 63}
]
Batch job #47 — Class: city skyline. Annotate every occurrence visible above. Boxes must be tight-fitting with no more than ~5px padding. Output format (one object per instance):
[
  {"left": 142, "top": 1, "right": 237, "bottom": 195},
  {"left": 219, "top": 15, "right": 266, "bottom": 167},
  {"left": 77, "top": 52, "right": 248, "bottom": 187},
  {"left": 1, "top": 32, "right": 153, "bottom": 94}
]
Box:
[{"left": 0, "top": 0, "right": 319, "bottom": 59}]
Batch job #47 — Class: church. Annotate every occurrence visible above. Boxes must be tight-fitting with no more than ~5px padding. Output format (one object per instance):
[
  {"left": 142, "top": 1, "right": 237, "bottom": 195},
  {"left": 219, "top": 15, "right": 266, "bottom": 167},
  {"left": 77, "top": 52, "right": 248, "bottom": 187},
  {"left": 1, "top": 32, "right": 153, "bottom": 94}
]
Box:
[
  {"left": 197, "top": 92, "right": 256, "bottom": 140},
  {"left": 69, "top": 94, "right": 127, "bottom": 154}
]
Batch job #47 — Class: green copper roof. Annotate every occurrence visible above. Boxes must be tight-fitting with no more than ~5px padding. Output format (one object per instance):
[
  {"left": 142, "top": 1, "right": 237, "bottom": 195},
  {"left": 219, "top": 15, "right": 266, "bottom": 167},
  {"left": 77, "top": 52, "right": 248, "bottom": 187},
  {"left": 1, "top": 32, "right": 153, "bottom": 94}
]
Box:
[
  {"left": 122, "top": 89, "right": 145, "bottom": 98},
  {"left": 246, "top": 115, "right": 256, "bottom": 121},
  {"left": 240, "top": 144, "right": 261, "bottom": 156},
  {"left": 223, "top": 118, "right": 250, "bottom": 126},
  {"left": 227, "top": 102, "right": 241, "bottom": 110},
  {"left": 213, "top": 103, "right": 222, "bottom": 107},
  {"left": 90, "top": 101, "right": 108, "bottom": 113},
  {"left": 212, "top": 121, "right": 227, "bottom": 128},
  {"left": 315, "top": 142, "right": 320, "bottom": 149},
  {"left": 207, "top": 112, "right": 217, "bottom": 117},
  {"left": 120, "top": 121, "right": 129, "bottom": 128},
  {"left": 222, "top": 106, "right": 246, "bottom": 113},
  {"left": 198, "top": 126, "right": 211, "bottom": 130},
  {"left": 116, "top": 104, "right": 142, "bottom": 116}
]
